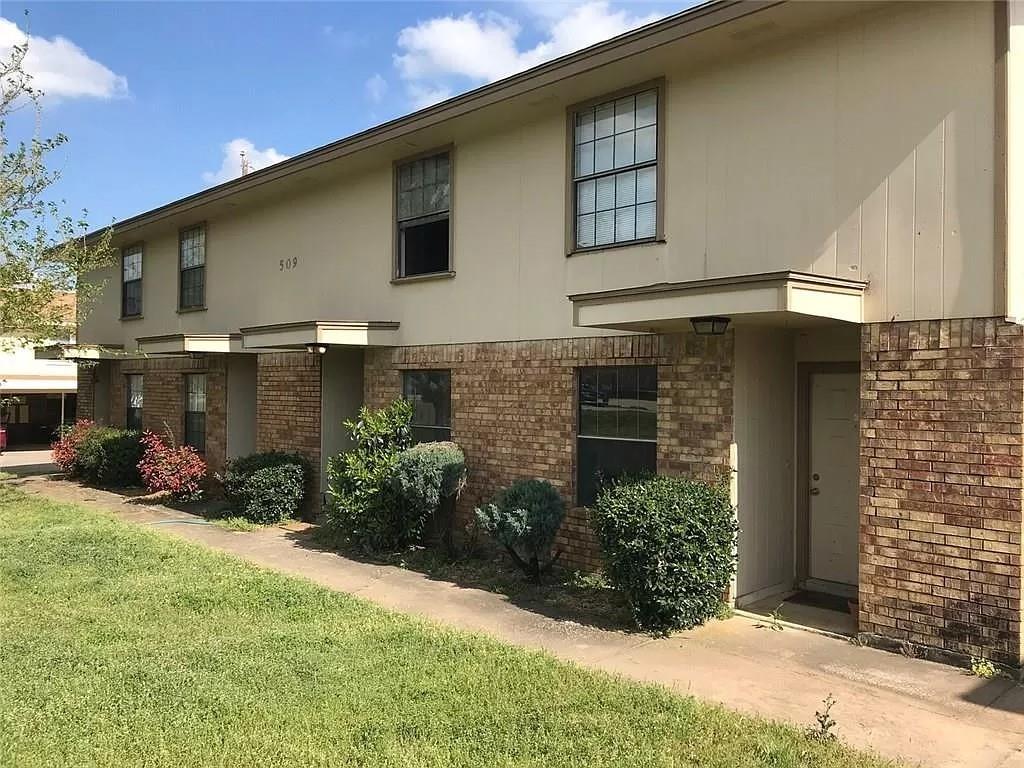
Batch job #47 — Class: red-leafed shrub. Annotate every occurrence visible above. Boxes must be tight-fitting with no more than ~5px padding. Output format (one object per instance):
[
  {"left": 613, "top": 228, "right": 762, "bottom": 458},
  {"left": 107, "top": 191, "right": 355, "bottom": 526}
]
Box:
[
  {"left": 51, "top": 419, "right": 96, "bottom": 474},
  {"left": 137, "top": 431, "right": 206, "bottom": 501}
]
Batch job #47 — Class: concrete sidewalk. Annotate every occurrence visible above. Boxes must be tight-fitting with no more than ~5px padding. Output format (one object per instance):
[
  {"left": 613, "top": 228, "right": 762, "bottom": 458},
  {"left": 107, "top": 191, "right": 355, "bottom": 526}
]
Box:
[{"left": 14, "top": 475, "right": 1024, "bottom": 768}]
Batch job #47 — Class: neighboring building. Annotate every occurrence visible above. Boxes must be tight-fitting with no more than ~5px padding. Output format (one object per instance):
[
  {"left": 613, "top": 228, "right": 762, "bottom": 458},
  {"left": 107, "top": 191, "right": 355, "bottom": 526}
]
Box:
[
  {"left": 66, "top": 2, "right": 1024, "bottom": 666},
  {"left": 3, "top": 293, "right": 78, "bottom": 446}
]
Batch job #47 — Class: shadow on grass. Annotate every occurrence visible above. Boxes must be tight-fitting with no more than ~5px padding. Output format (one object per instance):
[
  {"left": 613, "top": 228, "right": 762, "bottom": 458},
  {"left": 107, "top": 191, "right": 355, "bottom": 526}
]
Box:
[{"left": 284, "top": 524, "right": 635, "bottom": 632}]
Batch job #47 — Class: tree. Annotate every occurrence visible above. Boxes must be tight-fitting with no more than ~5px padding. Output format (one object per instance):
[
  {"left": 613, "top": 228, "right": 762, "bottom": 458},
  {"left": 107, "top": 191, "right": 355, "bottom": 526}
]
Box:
[{"left": 0, "top": 19, "right": 115, "bottom": 348}]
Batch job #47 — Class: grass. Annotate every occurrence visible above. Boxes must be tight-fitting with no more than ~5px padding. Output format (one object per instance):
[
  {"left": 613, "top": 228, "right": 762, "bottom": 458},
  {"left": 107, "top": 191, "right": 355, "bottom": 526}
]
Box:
[
  {"left": 306, "top": 526, "right": 633, "bottom": 630},
  {"left": 0, "top": 485, "right": 897, "bottom": 768}
]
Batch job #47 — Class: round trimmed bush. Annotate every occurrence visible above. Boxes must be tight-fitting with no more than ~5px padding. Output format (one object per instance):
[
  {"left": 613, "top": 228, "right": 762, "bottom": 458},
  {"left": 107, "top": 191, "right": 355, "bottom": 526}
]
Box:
[
  {"left": 223, "top": 451, "right": 313, "bottom": 524},
  {"left": 388, "top": 441, "right": 466, "bottom": 549},
  {"left": 591, "top": 476, "right": 737, "bottom": 633},
  {"left": 74, "top": 426, "right": 143, "bottom": 487},
  {"left": 475, "top": 478, "right": 565, "bottom": 582}
]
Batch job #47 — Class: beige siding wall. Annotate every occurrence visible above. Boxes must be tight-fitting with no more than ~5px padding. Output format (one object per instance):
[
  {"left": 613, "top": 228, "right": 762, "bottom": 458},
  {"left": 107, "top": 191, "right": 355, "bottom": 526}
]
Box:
[
  {"left": 734, "top": 326, "right": 796, "bottom": 600},
  {"left": 81, "top": 2, "right": 998, "bottom": 350}
]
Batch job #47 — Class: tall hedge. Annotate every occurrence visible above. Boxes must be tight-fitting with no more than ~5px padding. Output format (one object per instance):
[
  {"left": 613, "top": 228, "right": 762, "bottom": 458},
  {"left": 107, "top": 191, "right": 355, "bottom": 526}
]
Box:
[
  {"left": 388, "top": 441, "right": 466, "bottom": 551},
  {"left": 591, "top": 476, "right": 737, "bottom": 633},
  {"left": 325, "top": 400, "right": 413, "bottom": 551}
]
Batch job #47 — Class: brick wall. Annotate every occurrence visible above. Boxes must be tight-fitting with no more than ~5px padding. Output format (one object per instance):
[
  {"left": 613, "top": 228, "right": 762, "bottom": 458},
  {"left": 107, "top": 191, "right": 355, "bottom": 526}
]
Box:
[
  {"left": 365, "top": 332, "right": 734, "bottom": 569},
  {"left": 256, "top": 352, "right": 322, "bottom": 494},
  {"left": 99, "top": 355, "right": 229, "bottom": 474},
  {"left": 76, "top": 364, "right": 96, "bottom": 421},
  {"left": 860, "top": 318, "right": 1024, "bottom": 665}
]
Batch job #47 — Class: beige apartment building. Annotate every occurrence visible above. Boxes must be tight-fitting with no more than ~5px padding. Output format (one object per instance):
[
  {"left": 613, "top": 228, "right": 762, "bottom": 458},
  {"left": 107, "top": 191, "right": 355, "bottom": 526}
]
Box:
[{"left": 57, "top": 1, "right": 1024, "bottom": 666}]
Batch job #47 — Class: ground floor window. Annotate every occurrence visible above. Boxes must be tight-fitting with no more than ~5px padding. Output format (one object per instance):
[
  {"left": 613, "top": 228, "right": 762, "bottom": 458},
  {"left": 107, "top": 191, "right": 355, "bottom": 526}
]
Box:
[
  {"left": 577, "top": 365, "right": 657, "bottom": 506},
  {"left": 183, "top": 374, "right": 206, "bottom": 452},
  {"left": 402, "top": 370, "right": 451, "bottom": 443},
  {"left": 126, "top": 374, "right": 143, "bottom": 431}
]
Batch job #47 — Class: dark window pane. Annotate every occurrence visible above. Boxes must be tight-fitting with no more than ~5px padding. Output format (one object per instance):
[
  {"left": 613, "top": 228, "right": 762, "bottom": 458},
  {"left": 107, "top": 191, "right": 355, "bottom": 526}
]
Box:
[
  {"left": 180, "top": 266, "right": 205, "bottom": 309},
  {"left": 122, "top": 279, "right": 142, "bottom": 317},
  {"left": 184, "top": 413, "right": 205, "bottom": 452},
  {"left": 403, "top": 371, "right": 451, "bottom": 438},
  {"left": 637, "top": 365, "right": 658, "bottom": 440},
  {"left": 577, "top": 437, "right": 656, "bottom": 506},
  {"left": 410, "top": 426, "right": 452, "bottom": 444},
  {"left": 400, "top": 218, "right": 449, "bottom": 277},
  {"left": 126, "top": 408, "right": 143, "bottom": 431}
]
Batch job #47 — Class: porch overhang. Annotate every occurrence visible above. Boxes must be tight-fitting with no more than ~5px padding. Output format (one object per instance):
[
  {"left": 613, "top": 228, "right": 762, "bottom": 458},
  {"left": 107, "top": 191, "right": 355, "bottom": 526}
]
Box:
[
  {"left": 34, "top": 343, "right": 125, "bottom": 362},
  {"left": 239, "top": 320, "right": 401, "bottom": 350},
  {"left": 136, "top": 333, "right": 244, "bottom": 356},
  {"left": 569, "top": 271, "right": 867, "bottom": 331}
]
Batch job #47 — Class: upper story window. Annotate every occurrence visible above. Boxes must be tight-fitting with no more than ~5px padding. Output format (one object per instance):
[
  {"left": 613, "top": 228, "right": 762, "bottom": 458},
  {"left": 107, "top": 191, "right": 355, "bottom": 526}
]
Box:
[
  {"left": 403, "top": 370, "right": 451, "bottom": 443},
  {"left": 121, "top": 244, "right": 143, "bottom": 318},
  {"left": 571, "top": 87, "right": 660, "bottom": 251},
  {"left": 179, "top": 224, "right": 206, "bottom": 310},
  {"left": 395, "top": 151, "right": 450, "bottom": 279}
]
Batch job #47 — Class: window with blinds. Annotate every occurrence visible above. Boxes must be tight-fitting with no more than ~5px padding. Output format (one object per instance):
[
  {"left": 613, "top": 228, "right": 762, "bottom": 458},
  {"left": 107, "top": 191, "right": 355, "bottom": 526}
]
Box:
[
  {"left": 179, "top": 225, "right": 206, "bottom": 310},
  {"left": 121, "top": 245, "right": 143, "bottom": 318},
  {"left": 183, "top": 374, "right": 206, "bottom": 452},
  {"left": 572, "top": 88, "right": 659, "bottom": 250},
  {"left": 395, "top": 151, "right": 450, "bottom": 278}
]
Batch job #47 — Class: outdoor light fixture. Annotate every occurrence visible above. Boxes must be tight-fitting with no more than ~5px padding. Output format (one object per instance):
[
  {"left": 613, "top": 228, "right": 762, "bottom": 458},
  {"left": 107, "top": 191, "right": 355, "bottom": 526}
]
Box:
[
  {"left": 690, "top": 316, "right": 731, "bottom": 336},
  {"left": 306, "top": 344, "right": 327, "bottom": 354}
]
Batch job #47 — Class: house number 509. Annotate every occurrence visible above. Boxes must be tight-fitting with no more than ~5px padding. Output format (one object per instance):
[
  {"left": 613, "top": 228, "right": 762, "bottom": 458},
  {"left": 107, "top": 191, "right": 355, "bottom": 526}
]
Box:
[{"left": 280, "top": 257, "right": 298, "bottom": 271}]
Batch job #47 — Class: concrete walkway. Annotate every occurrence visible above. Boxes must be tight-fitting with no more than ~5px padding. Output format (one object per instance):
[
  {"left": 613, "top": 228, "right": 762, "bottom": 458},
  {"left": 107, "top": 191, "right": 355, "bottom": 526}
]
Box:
[{"left": 12, "top": 474, "right": 1024, "bottom": 768}]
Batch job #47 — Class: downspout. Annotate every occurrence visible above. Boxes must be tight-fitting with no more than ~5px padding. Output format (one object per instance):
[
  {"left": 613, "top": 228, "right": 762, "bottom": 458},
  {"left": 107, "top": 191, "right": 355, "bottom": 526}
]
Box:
[{"left": 1004, "top": 1, "right": 1024, "bottom": 323}]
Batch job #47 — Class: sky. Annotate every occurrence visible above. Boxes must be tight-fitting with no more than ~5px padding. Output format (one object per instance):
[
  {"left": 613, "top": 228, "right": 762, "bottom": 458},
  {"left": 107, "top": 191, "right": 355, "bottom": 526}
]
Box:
[{"left": 0, "top": 0, "right": 695, "bottom": 227}]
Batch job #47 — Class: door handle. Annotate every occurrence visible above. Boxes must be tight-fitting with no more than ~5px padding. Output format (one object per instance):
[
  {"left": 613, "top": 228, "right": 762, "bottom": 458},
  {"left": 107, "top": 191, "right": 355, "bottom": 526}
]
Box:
[{"left": 809, "top": 487, "right": 821, "bottom": 496}]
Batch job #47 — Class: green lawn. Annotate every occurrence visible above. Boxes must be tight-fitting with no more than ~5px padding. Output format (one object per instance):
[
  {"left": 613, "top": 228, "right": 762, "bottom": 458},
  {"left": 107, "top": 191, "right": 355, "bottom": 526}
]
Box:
[{"left": 0, "top": 485, "right": 895, "bottom": 768}]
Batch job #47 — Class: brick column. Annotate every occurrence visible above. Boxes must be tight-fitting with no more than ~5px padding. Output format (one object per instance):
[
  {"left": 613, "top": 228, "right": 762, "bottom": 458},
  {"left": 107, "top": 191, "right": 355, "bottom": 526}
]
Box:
[
  {"left": 256, "top": 352, "right": 322, "bottom": 492},
  {"left": 76, "top": 364, "right": 97, "bottom": 421},
  {"left": 860, "top": 318, "right": 1024, "bottom": 665}
]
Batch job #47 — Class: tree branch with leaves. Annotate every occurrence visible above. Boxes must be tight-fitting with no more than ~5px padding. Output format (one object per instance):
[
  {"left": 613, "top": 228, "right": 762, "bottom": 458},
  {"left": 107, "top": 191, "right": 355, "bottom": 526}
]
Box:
[{"left": 0, "top": 20, "right": 115, "bottom": 348}]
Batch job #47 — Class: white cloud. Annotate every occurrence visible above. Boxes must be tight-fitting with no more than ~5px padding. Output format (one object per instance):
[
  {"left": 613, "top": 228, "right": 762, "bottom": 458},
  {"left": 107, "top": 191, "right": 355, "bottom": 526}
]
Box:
[
  {"left": 393, "top": 2, "right": 665, "bottom": 107},
  {"left": 365, "top": 73, "right": 388, "bottom": 104},
  {"left": 0, "top": 18, "right": 127, "bottom": 100},
  {"left": 407, "top": 83, "right": 453, "bottom": 110},
  {"left": 202, "top": 138, "right": 290, "bottom": 185}
]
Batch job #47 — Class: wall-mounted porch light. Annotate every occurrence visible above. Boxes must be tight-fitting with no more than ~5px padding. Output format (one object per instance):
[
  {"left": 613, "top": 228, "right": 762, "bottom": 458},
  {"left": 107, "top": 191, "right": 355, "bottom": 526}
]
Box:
[
  {"left": 306, "top": 344, "right": 327, "bottom": 354},
  {"left": 690, "top": 316, "right": 731, "bottom": 336}
]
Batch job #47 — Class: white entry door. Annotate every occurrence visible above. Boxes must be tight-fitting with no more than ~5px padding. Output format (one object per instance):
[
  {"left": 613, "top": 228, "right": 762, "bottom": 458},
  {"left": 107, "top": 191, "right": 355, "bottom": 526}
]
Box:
[{"left": 808, "top": 371, "right": 860, "bottom": 591}]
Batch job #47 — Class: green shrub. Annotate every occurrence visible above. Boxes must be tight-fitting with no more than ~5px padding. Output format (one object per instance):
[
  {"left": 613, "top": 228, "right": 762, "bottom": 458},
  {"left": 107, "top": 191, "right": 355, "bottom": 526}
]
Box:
[
  {"left": 389, "top": 441, "right": 466, "bottom": 550},
  {"left": 324, "top": 400, "right": 413, "bottom": 551},
  {"left": 475, "top": 478, "right": 565, "bottom": 582},
  {"left": 591, "top": 476, "right": 737, "bottom": 633},
  {"left": 222, "top": 451, "right": 313, "bottom": 524},
  {"left": 74, "top": 426, "right": 143, "bottom": 487}
]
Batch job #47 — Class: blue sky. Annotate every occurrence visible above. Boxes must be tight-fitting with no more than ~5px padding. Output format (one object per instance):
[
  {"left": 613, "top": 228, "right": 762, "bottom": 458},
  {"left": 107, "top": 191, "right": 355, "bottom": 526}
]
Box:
[{"left": 1, "top": 1, "right": 692, "bottom": 227}]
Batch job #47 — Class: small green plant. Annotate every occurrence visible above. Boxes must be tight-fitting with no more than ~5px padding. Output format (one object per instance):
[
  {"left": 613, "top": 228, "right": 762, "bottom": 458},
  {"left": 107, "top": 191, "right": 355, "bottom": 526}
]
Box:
[
  {"left": 806, "top": 694, "right": 838, "bottom": 742},
  {"left": 714, "top": 602, "right": 734, "bottom": 621},
  {"left": 970, "top": 656, "right": 998, "bottom": 679},
  {"left": 590, "top": 476, "right": 737, "bottom": 634},
  {"left": 475, "top": 478, "right": 566, "bottom": 583}
]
